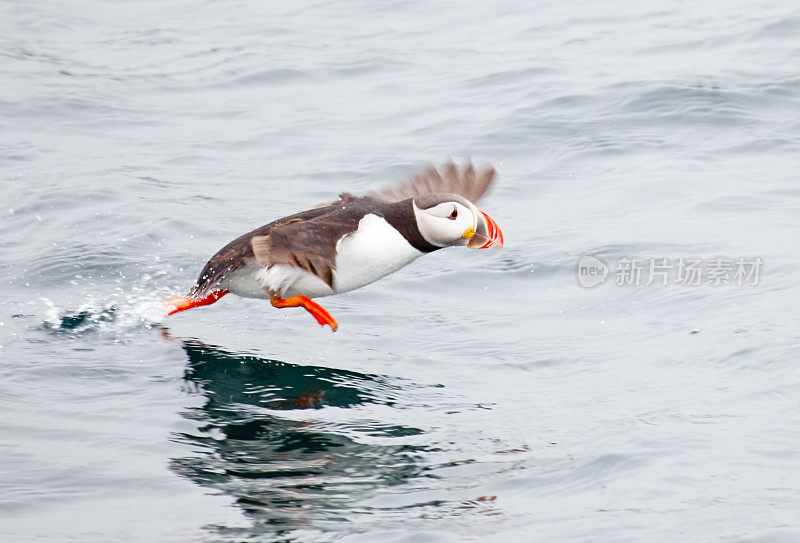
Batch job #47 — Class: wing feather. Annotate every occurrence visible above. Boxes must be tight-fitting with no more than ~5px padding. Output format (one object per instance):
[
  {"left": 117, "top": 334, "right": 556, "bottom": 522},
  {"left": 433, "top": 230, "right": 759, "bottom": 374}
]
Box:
[
  {"left": 250, "top": 214, "right": 360, "bottom": 289},
  {"left": 369, "top": 161, "right": 496, "bottom": 204}
]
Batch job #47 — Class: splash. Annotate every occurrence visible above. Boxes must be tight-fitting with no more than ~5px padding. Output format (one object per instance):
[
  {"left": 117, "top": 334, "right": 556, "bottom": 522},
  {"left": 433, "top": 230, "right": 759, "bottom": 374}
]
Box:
[{"left": 38, "top": 272, "right": 178, "bottom": 338}]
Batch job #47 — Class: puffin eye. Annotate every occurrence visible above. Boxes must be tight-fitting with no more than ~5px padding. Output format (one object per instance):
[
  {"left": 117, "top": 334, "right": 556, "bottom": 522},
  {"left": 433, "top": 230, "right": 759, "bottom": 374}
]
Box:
[{"left": 448, "top": 207, "right": 458, "bottom": 220}]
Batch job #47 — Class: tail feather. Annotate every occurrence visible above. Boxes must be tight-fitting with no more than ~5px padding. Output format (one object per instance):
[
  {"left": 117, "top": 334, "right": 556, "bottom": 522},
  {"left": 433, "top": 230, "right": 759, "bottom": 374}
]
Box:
[{"left": 189, "top": 258, "right": 242, "bottom": 298}]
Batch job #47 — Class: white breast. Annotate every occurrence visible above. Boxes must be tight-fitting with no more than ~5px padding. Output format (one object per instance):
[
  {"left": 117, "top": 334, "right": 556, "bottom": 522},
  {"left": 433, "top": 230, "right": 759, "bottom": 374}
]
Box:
[
  {"left": 327, "top": 213, "right": 424, "bottom": 295},
  {"left": 223, "top": 213, "right": 424, "bottom": 300}
]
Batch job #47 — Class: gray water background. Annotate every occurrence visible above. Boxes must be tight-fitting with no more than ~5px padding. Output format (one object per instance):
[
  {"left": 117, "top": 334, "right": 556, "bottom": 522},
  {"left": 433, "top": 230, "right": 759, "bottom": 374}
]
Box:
[{"left": 2, "top": 1, "right": 799, "bottom": 541}]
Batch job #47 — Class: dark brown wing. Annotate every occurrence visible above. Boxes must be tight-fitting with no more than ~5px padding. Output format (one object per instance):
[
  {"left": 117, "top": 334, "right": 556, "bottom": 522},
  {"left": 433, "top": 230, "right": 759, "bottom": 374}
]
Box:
[
  {"left": 250, "top": 213, "right": 364, "bottom": 289},
  {"left": 368, "top": 162, "right": 496, "bottom": 204},
  {"left": 188, "top": 199, "right": 368, "bottom": 297}
]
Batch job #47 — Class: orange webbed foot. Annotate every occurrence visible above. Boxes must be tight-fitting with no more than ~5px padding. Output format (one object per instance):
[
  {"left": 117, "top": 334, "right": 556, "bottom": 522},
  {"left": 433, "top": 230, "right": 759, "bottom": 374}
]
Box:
[
  {"left": 164, "top": 290, "right": 229, "bottom": 316},
  {"left": 270, "top": 295, "right": 338, "bottom": 332}
]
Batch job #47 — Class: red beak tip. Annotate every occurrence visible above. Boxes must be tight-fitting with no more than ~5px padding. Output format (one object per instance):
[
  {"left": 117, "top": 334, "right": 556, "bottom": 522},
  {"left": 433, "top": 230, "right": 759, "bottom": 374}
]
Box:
[{"left": 480, "top": 210, "right": 504, "bottom": 248}]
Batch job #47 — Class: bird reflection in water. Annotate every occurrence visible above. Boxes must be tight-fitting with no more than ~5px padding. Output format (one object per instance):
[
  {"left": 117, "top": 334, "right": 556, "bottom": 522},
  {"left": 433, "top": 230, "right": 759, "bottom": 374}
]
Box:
[{"left": 167, "top": 336, "right": 431, "bottom": 538}]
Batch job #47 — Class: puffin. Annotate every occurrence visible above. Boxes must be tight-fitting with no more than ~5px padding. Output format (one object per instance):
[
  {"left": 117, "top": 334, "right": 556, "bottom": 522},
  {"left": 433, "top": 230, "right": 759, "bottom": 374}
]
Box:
[{"left": 164, "top": 162, "right": 504, "bottom": 331}]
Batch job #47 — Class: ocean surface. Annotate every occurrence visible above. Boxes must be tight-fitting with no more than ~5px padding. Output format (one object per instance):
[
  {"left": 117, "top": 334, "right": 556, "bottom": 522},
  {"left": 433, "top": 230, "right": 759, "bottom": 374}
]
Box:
[{"left": 2, "top": 1, "right": 799, "bottom": 541}]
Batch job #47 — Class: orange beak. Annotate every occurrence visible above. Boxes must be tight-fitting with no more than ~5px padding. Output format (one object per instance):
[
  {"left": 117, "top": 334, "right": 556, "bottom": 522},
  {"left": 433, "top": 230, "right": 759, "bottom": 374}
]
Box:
[{"left": 467, "top": 210, "right": 504, "bottom": 249}]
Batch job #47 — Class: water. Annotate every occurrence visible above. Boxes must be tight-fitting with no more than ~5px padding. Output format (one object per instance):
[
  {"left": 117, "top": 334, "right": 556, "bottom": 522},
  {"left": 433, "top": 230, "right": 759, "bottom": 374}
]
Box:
[{"left": 2, "top": 1, "right": 799, "bottom": 541}]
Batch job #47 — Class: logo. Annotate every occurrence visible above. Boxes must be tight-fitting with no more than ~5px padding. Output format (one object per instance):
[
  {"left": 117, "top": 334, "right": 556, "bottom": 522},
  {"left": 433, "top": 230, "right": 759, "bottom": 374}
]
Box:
[{"left": 577, "top": 255, "right": 608, "bottom": 288}]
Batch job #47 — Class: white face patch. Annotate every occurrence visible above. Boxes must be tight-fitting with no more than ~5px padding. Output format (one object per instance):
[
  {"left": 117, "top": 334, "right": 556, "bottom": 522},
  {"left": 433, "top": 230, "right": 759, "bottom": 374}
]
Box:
[{"left": 413, "top": 200, "right": 476, "bottom": 247}]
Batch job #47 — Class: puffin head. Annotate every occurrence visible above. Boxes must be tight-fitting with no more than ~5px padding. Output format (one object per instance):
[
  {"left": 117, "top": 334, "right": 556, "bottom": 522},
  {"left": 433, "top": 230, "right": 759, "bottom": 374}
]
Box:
[{"left": 412, "top": 193, "right": 504, "bottom": 249}]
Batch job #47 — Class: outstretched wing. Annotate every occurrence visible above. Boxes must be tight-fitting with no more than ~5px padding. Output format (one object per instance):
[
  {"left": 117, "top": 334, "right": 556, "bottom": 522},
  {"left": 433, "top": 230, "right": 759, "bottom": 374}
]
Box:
[{"left": 368, "top": 162, "right": 496, "bottom": 204}]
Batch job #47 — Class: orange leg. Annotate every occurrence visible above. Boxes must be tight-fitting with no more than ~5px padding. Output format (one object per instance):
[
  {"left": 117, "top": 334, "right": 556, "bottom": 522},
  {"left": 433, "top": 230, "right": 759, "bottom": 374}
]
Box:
[
  {"left": 270, "top": 295, "right": 338, "bottom": 332},
  {"left": 164, "top": 290, "right": 229, "bottom": 316}
]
